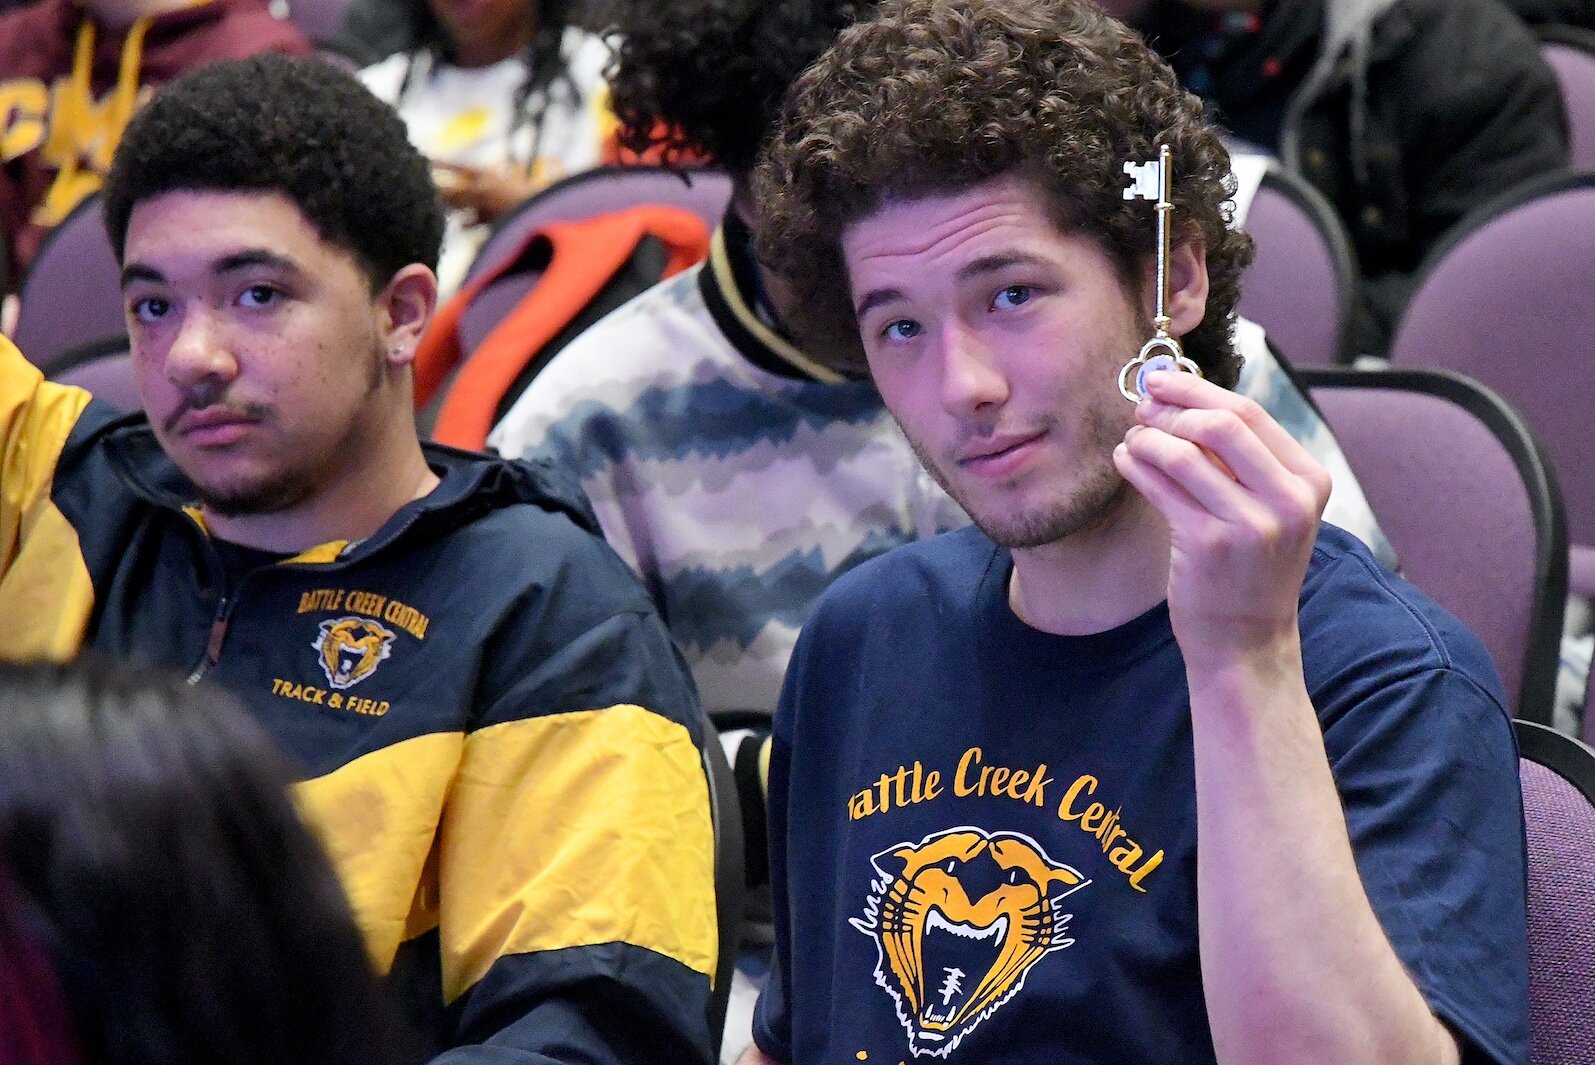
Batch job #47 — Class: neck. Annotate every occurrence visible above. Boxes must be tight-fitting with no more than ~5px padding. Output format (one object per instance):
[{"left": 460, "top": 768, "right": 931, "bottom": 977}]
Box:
[
  {"left": 451, "top": 36, "right": 522, "bottom": 67},
  {"left": 201, "top": 406, "right": 439, "bottom": 554},
  {"left": 730, "top": 175, "right": 757, "bottom": 229},
  {"left": 451, "top": 14, "right": 537, "bottom": 68},
  {"left": 82, "top": 0, "right": 194, "bottom": 31},
  {"left": 1006, "top": 486, "right": 1172, "bottom": 635},
  {"left": 729, "top": 176, "right": 800, "bottom": 324}
]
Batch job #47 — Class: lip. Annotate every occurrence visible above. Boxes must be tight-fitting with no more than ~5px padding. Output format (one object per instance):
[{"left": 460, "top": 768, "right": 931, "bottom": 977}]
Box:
[
  {"left": 175, "top": 406, "right": 261, "bottom": 447},
  {"left": 956, "top": 430, "right": 1045, "bottom": 478}
]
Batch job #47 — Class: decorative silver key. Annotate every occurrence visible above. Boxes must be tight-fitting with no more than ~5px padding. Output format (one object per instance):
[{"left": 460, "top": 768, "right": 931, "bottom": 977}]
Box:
[{"left": 1118, "top": 143, "right": 1204, "bottom": 402}]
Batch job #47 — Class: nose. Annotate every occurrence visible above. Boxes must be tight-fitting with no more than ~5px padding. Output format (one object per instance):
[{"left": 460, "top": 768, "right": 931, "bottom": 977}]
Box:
[
  {"left": 161, "top": 307, "right": 237, "bottom": 392},
  {"left": 938, "top": 322, "right": 1009, "bottom": 418}
]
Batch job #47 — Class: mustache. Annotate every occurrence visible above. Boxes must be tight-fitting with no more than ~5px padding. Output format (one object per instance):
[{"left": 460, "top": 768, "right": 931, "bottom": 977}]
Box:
[
  {"left": 163, "top": 390, "right": 272, "bottom": 435},
  {"left": 951, "top": 416, "right": 1058, "bottom": 453}
]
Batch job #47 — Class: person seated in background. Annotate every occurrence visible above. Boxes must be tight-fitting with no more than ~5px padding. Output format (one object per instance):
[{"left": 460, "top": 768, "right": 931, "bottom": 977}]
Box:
[
  {"left": 0, "top": 0, "right": 308, "bottom": 282},
  {"left": 0, "top": 54, "right": 716, "bottom": 1065},
  {"left": 489, "top": 0, "right": 1391, "bottom": 726},
  {"left": 360, "top": 0, "right": 615, "bottom": 292},
  {"left": 741, "top": 0, "right": 1528, "bottom": 1061},
  {"left": 1098, "top": 0, "right": 1568, "bottom": 356},
  {"left": 0, "top": 660, "right": 412, "bottom": 1065}
]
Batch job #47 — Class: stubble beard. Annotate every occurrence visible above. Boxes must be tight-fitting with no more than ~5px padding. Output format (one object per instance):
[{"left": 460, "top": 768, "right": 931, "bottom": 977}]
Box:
[
  {"left": 197, "top": 459, "right": 319, "bottom": 518},
  {"left": 191, "top": 334, "right": 390, "bottom": 518},
  {"left": 904, "top": 400, "right": 1134, "bottom": 551}
]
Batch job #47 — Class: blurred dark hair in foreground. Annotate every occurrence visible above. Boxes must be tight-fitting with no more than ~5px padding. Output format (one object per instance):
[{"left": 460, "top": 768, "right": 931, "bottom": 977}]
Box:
[{"left": 0, "top": 660, "right": 414, "bottom": 1065}]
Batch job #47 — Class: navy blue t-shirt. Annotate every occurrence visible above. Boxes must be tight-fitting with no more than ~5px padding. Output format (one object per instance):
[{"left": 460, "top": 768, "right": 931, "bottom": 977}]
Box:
[{"left": 753, "top": 524, "right": 1528, "bottom": 1065}]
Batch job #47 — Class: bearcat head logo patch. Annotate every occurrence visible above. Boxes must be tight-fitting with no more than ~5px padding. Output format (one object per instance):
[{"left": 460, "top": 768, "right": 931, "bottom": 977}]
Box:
[
  {"left": 312, "top": 616, "right": 396, "bottom": 690},
  {"left": 849, "top": 826, "right": 1088, "bottom": 1057}
]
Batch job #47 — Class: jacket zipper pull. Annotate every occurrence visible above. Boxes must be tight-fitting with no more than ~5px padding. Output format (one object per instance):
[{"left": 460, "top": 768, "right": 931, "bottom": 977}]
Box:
[{"left": 187, "top": 597, "right": 229, "bottom": 684}]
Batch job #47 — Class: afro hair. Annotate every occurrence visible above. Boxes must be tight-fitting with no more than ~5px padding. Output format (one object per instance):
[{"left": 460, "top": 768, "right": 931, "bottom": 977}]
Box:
[{"left": 102, "top": 53, "right": 445, "bottom": 290}]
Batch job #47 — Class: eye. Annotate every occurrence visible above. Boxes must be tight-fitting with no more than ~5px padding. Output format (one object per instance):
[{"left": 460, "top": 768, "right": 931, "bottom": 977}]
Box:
[
  {"left": 882, "top": 318, "right": 922, "bottom": 342},
  {"left": 130, "top": 296, "right": 170, "bottom": 323},
  {"left": 991, "top": 284, "right": 1032, "bottom": 311},
  {"left": 238, "top": 284, "right": 280, "bottom": 309}
]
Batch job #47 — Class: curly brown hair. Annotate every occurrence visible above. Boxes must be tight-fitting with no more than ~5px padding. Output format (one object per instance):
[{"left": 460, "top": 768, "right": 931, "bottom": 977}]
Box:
[{"left": 753, "top": 0, "right": 1253, "bottom": 385}]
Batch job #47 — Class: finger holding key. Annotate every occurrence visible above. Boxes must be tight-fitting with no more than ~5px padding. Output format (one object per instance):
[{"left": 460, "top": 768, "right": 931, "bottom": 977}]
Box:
[{"left": 1114, "top": 369, "right": 1331, "bottom": 673}]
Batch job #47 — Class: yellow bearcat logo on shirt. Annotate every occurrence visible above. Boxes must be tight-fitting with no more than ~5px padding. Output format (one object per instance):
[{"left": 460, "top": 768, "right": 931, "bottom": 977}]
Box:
[
  {"left": 313, "top": 616, "right": 396, "bottom": 690},
  {"left": 850, "top": 826, "right": 1089, "bottom": 1058}
]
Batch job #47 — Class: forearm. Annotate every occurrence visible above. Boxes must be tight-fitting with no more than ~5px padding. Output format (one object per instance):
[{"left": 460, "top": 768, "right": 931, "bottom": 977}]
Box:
[
  {"left": 1187, "top": 639, "right": 1457, "bottom": 1065},
  {"left": 438, "top": 605, "right": 719, "bottom": 1063},
  {"left": 735, "top": 1045, "right": 780, "bottom": 1065}
]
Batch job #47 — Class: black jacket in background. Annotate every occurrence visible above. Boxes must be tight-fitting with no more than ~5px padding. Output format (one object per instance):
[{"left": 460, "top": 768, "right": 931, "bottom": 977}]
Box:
[{"left": 1141, "top": 0, "right": 1569, "bottom": 356}]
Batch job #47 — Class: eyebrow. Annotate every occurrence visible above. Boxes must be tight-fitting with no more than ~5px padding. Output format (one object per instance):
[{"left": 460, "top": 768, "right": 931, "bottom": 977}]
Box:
[
  {"left": 852, "top": 251, "right": 1048, "bottom": 320},
  {"left": 853, "top": 286, "right": 905, "bottom": 321},
  {"left": 120, "top": 249, "right": 303, "bottom": 290}
]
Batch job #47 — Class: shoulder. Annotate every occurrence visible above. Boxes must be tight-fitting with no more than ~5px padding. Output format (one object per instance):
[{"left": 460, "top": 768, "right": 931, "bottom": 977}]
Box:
[
  {"left": 428, "top": 456, "right": 701, "bottom": 736},
  {"left": 490, "top": 267, "right": 735, "bottom": 456},
  {"left": 358, "top": 51, "right": 409, "bottom": 100},
  {"left": 529, "top": 267, "right": 719, "bottom": 398},
  {"left": 782, "top": 528, "right": 998, "bottom": 720},
  {"left": 422, "top": 449, "right": 662, "bottom": 618},
  {"left": 479, "top": 498, "right": 657, "bottom": 617},
  {"left": 1376, "top": 0, "right": 1551, "bottom": 85},
  {"left": 1298, "top": 524, "right": 1505, "bottom": 710},
  {"left": 1393, "top": 0, "right": 1539, "bottom": 39}
]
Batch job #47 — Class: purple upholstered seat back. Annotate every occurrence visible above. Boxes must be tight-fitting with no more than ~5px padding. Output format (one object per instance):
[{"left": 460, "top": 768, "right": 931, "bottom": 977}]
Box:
[
  {"left": 1237, "top": 168, "right": 1354, "bottom": 367},
  {"left": 1301, "top": 369, "right": 1566, "bottom": 724},
  {"left": 1540, "top": 30, "right": 1595, "bottom": 170},
  {"left": 1389, "top": 175, "right": 1595, "bottom": 602},
  {"left": 52, "top": 351, "right": 138, "bottom": 413},
  {"left": 1515, "top": 720, "right": 1595, "bottom": 1065},
  {"left": 466, "top": 166, "right": 732, "bottom": 287},
  {"left": 459, "top": 273, "right": 540, "bottom": 355},
  {"left": 413, "top": 272, "right": 542, "bottom": 437},
  {"left": 13, "top": 196, "right": 125, "bottom": 375}
]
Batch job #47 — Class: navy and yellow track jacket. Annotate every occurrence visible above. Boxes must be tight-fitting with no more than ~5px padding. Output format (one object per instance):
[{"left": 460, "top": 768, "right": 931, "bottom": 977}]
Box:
[{"left": 0, "top": 338, "right": 718, "bottom": 1063}]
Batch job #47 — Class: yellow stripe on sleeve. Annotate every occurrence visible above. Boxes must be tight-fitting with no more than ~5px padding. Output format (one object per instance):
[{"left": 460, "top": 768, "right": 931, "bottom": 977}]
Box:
[
  {"left": 0, "top": 336, "right": 94, "bottom": 659},
  {"left": 438, "top": 704, "right": 717, "bottom": 1003},
  {"left": 295, "top": 730, "right": 466, "bottom": 970}
]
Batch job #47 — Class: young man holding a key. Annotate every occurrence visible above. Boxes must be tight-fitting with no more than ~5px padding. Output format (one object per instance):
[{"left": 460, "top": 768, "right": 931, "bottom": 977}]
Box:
[{"left": 738, "top": 1, "right": 1530, "bottom": 1063}]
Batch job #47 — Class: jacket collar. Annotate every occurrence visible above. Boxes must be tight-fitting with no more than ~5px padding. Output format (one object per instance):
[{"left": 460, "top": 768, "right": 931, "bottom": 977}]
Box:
[{"left": 96, "top": 416, "right": 601, "bottom": 562}]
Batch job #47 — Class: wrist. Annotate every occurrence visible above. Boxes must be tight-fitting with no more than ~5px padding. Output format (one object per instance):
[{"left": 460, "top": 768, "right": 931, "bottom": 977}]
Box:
[{"left": 1182, "top": 627, "right": 1305, "bottom": 715}]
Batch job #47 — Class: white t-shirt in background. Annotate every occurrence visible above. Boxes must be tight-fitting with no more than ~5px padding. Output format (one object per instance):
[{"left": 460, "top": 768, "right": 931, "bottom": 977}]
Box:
[{"left": 362, "top": 27, "right": 615, "bottom": 291}]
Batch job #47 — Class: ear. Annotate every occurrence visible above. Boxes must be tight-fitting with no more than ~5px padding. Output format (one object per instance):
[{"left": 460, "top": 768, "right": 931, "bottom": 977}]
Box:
[
  {"left": 376, "top": 263, "right": 438, "bottom": 369},
  {"left": 1139, "top": 237, "right": 1208, "bottom": 340}
]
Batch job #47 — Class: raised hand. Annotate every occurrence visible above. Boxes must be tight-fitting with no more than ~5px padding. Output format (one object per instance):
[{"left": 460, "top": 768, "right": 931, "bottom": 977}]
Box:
[
  {"left": 430, "top": 160, "right": 537, "bottom": 226},
  {"left": 1111, "top": 368, "right": 1331, "bottom": 677}
]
